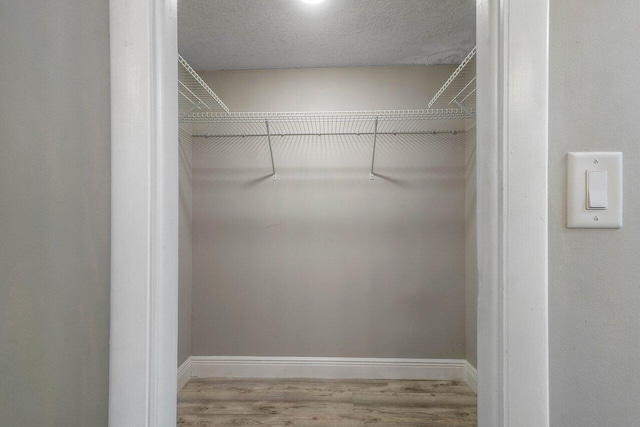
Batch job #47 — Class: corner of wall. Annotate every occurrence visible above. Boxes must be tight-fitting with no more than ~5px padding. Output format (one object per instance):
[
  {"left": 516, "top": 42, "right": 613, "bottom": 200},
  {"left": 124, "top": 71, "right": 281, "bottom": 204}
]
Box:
[
  {"left": 178, "top": 123, "right": 194, "bottom": 367},
  {"left": 464, "top": 119, "right": 478, "bottom": 369}
]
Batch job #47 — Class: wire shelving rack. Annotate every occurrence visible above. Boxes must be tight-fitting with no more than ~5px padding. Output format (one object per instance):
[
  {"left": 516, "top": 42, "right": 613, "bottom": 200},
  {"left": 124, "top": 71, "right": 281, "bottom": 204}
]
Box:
[{"left": 177, "top": 48, "right": 476, "bottom": 179}]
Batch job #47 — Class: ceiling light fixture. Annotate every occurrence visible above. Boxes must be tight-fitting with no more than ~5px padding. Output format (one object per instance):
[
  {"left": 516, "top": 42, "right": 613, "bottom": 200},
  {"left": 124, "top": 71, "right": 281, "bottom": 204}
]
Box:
[{"left": 301, "top": 0, "right": 326, "bottom": 4}]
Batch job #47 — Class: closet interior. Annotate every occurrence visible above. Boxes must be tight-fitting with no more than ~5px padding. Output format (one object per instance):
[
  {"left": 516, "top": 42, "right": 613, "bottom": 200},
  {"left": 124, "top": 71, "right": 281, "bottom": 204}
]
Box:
[{"left": 176, "top": 2, "right": 477, "bottom": 424}]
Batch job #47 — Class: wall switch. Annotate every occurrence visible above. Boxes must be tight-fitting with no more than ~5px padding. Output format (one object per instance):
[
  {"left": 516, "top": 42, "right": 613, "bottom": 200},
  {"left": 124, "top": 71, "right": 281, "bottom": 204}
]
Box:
[
  {"left": 587, "top": 170, "right": 608, "bottom": 209},
  {"left": 567, "top": 152, "right": 622, "bottom": 228}
]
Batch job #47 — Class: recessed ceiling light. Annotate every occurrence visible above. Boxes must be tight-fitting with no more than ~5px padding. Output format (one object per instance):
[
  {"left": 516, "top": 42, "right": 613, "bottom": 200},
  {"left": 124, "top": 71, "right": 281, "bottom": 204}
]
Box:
[{"left": 301, "top": 0, "right": 326, "bottom": 4}]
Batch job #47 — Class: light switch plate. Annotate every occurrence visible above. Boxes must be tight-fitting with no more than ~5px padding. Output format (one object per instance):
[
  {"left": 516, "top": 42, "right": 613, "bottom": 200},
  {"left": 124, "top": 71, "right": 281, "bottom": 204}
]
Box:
[{"left": 567, "top": 152, "right": 622, "bottom": 228}]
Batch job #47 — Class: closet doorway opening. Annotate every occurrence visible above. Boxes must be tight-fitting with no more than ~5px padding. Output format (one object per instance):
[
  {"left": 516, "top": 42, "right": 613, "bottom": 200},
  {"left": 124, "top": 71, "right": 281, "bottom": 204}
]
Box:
[
  {"left": 177, "top": 2, "right": 477, "bottom": 423},
  {"left": 108, "top": 1, "right": 550, "bottom": 426}
]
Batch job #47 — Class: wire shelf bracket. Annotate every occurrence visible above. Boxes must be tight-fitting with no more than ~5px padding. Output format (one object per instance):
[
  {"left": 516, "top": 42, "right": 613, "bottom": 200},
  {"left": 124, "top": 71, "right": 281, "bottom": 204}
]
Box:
[
  {"left": 370, "top": 118, "right": 379, "bottom": 180},
  {"left": 427, "top": 47, "right": 476, "bottom": 115},
  {"left": 265, "top": 121, "right": 277, "bottom": 180},
  {"left": 178, "top": 54, "right": 230, "bottom": 119}
]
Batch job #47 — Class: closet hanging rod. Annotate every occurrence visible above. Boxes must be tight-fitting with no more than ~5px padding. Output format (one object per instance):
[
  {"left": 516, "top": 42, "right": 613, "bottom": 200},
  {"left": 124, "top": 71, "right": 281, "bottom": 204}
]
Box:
[{"left": 191, "top": 130, "right": 464, "bottom": 138}]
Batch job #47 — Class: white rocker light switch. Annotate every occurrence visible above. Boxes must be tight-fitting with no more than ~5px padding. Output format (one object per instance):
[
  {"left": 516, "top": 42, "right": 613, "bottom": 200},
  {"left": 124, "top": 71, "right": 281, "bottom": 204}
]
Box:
[{"left": 567, "top": 152, "right": 622, "bottom": 229}]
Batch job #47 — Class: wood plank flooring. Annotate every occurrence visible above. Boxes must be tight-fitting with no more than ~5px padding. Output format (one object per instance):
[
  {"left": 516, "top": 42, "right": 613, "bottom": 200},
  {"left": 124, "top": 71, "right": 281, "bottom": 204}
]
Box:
[{"left": 177, "top": 378, "right": 477, "bottom": 426}]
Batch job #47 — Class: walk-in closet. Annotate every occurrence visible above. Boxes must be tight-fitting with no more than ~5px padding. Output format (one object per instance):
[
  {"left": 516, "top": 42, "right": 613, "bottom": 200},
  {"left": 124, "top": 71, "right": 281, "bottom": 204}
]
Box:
[{"left": 176, "top": 1, "right": 477, "bottom": 425}]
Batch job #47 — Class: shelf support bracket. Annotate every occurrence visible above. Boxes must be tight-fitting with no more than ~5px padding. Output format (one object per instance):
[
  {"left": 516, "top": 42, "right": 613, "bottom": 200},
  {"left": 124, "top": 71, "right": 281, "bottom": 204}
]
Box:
[
  {"left": 178, "top": 99, "right": 202, "bottom": 123},
  {"left": 266, "top": 121, "right": 276, "bottom": 179},
  {"left": 370, "top": 118, "right": 379, "bottom": 180},
  {"left": 453, "top": 99, "right": 473, "bottom": 117}
]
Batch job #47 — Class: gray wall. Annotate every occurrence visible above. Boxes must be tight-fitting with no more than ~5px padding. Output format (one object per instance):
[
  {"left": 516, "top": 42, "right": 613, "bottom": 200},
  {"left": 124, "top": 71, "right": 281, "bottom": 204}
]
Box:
[
  {"left": 549, "top": 1, "right": 640, "bottom": 425},
  {"left": 198, "top": 66, "right": 457, "bottom": 112},
  {"left": 0, "top": 1, "right": 111, "bottom": 426},
  {"left": 179, "top": 125, "right": 193, "bottom": 366},
  {"left": 465, "top": 121, "right": 477, "bottom": 369},
  {"left": 191, "top": 66, "right": 469, "bottom": 359}
]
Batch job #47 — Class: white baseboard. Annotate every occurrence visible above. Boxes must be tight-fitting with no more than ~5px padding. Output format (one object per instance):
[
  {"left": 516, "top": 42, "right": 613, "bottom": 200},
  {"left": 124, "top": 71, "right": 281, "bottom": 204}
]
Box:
[
  {"left": 464, "top": 360, "right": 477, "bottom": 394},
  {"left": 190, "top": 356, "right": 472, "bottom": 383},
  {"left": 177, "top": 357, "right": 192, "bottom": 391}
]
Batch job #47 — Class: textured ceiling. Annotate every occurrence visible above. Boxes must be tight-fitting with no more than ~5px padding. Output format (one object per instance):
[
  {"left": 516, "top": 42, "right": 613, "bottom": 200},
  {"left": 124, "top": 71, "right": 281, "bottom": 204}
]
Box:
[{"left": 178, "top": 0, "right": 475, "bottom": 70}]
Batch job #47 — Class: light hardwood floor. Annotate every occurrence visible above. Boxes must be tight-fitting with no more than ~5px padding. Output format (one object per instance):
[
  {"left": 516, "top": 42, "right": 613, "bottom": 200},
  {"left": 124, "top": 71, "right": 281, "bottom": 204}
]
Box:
[{"left": 177, "top": 378, "right": 477, "bottom": 426}]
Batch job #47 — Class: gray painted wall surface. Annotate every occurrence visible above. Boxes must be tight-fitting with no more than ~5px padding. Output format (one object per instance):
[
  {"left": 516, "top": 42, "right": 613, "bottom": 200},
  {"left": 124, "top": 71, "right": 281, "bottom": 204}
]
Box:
[
  {"left": 465, "top": 121, "right": 477, "bottom": 369},
  {"left": 179, "top": 125, "right": 193, "bottom": 366},
  {"left": 198, "top": 66, "right": 456, "bottom": 112},
  {"left": 0, "top": 1, "right": 111, "bottom": 425},
  {"left": 191, "top": 66, "right": 469, "bottom": 359},
  {"left": 550, "top": 1, "right": 640, "bottom": 425}
]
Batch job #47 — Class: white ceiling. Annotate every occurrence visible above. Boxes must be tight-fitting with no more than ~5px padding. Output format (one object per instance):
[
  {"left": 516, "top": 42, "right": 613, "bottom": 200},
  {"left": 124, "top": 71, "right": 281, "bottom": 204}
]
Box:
[{"left": 178, "top": 0, "right": 475, "bottom": 71}]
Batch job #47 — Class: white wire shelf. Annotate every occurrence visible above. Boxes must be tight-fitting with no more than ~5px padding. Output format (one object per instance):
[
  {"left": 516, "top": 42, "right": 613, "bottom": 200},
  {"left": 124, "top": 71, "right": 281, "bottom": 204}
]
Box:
[
  {"left": 178, "top": 54, "right": 229, "bottom": 118},
  {"left": 183, "top": 109, "right": 469, "bottom": 122},
  {"left": 177, "top": 50, "right": 475, "bottom": 179},
  {"left": 177, "top": 47, "right": 476, "bottom": 134},
  {"left": 178, "top": 46, "right": 476, "bottom": 125},
  {"left": 427, "top": 47, "right": 476, "bottom": 114}
]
